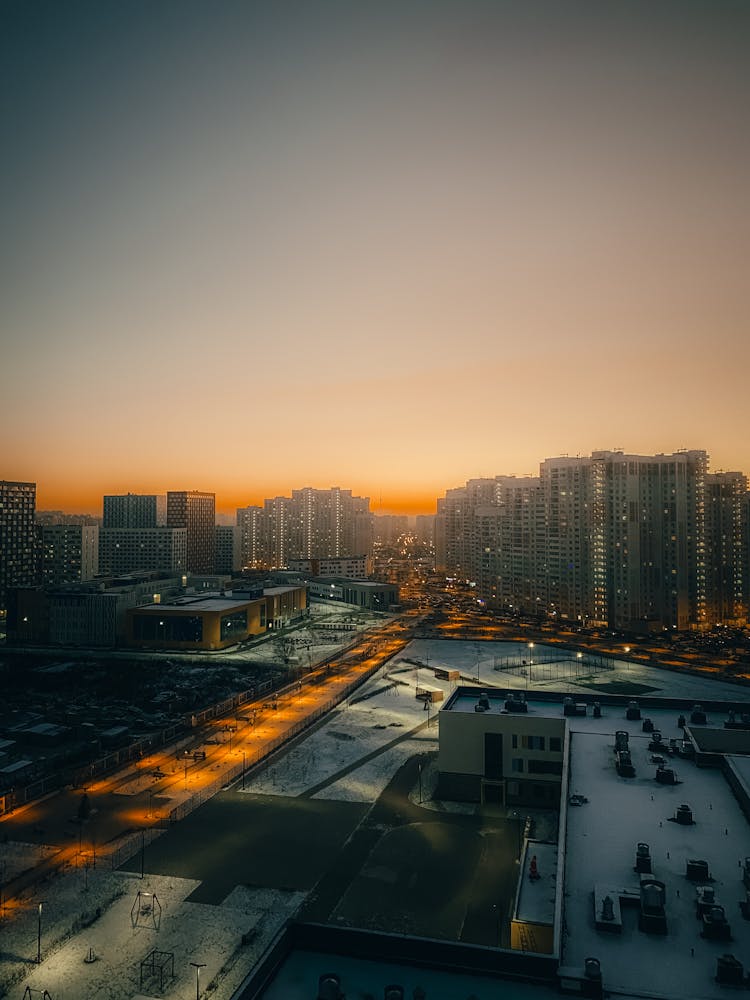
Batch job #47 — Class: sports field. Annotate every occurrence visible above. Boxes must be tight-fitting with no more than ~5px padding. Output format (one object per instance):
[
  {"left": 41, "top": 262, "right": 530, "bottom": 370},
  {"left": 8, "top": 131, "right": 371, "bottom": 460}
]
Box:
[{"left": 127, "top": 752, "right": 520, "bottom": 945}]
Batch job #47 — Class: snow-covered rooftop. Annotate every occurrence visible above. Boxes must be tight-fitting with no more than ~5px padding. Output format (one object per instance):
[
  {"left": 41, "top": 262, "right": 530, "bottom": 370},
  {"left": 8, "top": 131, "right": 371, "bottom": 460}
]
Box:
[
  {"left": 563, "top": 710, "right": 750, "bottom": 1000},
  {"left": 515, "top": 840, "right": 558, "bottom": 925}
]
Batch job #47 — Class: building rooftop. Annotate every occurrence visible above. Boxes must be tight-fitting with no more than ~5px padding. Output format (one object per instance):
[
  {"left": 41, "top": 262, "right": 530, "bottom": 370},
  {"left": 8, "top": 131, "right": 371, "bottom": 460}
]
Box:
[
  {"left": 133, "top": 596, "right": 258, "bottom": 614},
  {"left": 515, "top": 840, "right": 558, "bottom": 926},
  {"left": 562, "top": 706, "right": 750, "bottom": 999}
]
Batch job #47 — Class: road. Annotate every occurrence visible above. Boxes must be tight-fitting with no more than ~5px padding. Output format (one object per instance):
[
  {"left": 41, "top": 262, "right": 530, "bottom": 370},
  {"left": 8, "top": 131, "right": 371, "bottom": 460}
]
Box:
[{"left": 0, "top": 617, "right": 412, "bottom": 913}]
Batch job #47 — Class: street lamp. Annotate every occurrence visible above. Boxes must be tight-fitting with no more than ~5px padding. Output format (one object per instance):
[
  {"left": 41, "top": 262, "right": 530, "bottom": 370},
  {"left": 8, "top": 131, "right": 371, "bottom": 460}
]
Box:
[
  {"left": 37, "top": 901, "right": 44, "bottom": 964},
  {"left": 190, "top": 961, "right": 206, "bottom": 1000}
]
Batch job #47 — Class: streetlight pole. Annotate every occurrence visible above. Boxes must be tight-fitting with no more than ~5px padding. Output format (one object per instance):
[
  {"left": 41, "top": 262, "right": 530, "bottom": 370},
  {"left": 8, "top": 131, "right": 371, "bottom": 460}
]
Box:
[
  {"left": 242, "top": 751, "right": 246, "bottom": 791},
  {"left": 190, "top": 961, "right": 206, "bottom": 1000},
  {"left": 37, "top": 901, "right": 43, "bottom": 964}
]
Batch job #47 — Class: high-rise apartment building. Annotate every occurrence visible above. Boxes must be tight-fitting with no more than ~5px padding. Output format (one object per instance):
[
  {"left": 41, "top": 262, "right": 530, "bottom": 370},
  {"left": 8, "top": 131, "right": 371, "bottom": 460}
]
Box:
[
  {"left": 704, "top": 471, "right": 747, "bottom": 625},
  {"left": 292, "top": 487, "right": 372, "bottom": 560},
  {"left": 438, "top": 449, "right": 735, "bottom": 632},
  {"left": 215, "top": 525, "right": 241, "bottom": 574},
  {"left": 591, "top": 450, "right": 707, "bottom": 631},
  {"left": 167, "top": 491, "right": 215, "bottom": 573},
  {"left": 39, "top": 524, "right": 99, "bottom": 586},
  {"left": 240, "top": 488, "right": 373, "bottom": 569},
  {"left": 236, "top": 505, "right": 265, "bottom": 569},
  {"left": 103, "top": 493, "right": 158, "bottom": 528},
  {"left": 0, "top": 480, "right": 37, "bottom": 610},
  {"left": 263, "top": 496, "right": 295, "bottom": 569},
  {"left": 98, "top": 527, "right": 187, "bottom": 576}
]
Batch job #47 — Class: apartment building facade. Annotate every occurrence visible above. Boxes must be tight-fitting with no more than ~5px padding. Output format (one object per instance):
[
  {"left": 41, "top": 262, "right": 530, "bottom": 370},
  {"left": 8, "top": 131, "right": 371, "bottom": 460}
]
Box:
[
  {"left": 439, "top": 450, "right": 743, "bottom": 631},
  {"left": 0, "top": 481, "right": 37, "bottom": 611},
  {"left": 167, "top": 491, "right": 215, "bottom": 573},
  {"left": 39, "top": 523, "right": 99, "bottom": 586}
]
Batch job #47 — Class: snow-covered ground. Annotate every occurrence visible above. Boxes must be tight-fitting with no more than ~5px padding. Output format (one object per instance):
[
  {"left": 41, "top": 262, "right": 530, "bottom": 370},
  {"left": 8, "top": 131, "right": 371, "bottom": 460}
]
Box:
[
  {"left": 3, "top": 868, "right": 303, "bottom": 1000},
  {"left": 4, "top": 637, "right": 748, "bottom": 1000}
]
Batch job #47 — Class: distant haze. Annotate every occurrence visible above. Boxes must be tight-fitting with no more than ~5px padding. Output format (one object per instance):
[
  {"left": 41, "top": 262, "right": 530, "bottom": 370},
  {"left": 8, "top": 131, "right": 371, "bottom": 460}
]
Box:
[{"left": 2, "top": 1, "right": 749, "bottom": 515}]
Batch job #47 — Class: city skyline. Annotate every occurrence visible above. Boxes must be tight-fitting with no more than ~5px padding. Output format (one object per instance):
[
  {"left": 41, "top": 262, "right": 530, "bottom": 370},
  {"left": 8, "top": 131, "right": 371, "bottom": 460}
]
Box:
[{"left": 3, "top": 1, "right": 749, "bottom": 517}]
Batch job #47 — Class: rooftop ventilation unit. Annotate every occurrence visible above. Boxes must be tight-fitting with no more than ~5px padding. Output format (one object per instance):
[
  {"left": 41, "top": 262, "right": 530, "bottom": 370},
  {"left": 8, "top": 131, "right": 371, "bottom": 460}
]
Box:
[
  {"left": 616, "top": 749, "right": 635, "bottom": 778},
  {"left": 690, "top": 704, "right": 707, "bottom": 725},
  {"left": 655, "top": 766, "right": 679, "bottom": 785},
  {"left": 639, "top": 878, "right": 667, "bottom": 934},
  {"left": 593, "top": 701, "right": 601, "bottom": 718},
  {"left": 677, "top": 713, "right": 686, "bottom": 728},
  {"left": 648, "top": 732, "right": 664, "bottom": 751},
  {"left": 695, "top": 884, "right": 717, "bottom": 917},
  {"left": 626, "top": 700, "right": 641, "bottom": 721},
  {"left": 614, "top": 731, "right": 629, "bottom": 751},
  {"left": 642, "top": 718, "right": 654, "bottom": 733},
  {"left": 715, "top": 955, "right": 744, "bottom": 987},
  {"left": 384, "top": 988, "right": 405, "bottom": 1000},
  {"left": 674, "top": 803, "right": 694, "bottom": 825},
  {"left": 563, "top": 696, "right": 586, "bottom": 717},
  {"left": 317, "top": 973, "right": 342, "bottom": 1000},
  {"left": 701, "top": 904, "right": 731, "bottom": 941},
  {"left": 634, "top": 842, "right": 652, "bottom": 874},
  {"left": 505, "top": 691, "right": 528, "bottom": 713},
  {"left": 686, "top": 859, "right": 711, "bottom": 882},
  {"left": 474, "top": 691, "right": 490, "bottom": 713}
]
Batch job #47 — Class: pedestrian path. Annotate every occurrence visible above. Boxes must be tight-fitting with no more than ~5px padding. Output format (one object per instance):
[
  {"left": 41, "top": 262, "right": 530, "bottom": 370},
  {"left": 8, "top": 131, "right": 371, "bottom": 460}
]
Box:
[{"left": 297, "top": 718, "right": 435, "bottom": 799}]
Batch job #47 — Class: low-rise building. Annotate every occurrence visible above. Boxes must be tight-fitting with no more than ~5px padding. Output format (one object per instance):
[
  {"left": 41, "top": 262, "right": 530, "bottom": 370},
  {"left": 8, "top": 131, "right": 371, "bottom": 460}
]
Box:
[
  {"left": 287, "top": 556, "right": 372, "bottom": 579},
  {"left": 308, "top": 577, "right": 399, "bottom": 612},
  {"left": 125, "top": 594, "right": 267, "bottom": 651}
]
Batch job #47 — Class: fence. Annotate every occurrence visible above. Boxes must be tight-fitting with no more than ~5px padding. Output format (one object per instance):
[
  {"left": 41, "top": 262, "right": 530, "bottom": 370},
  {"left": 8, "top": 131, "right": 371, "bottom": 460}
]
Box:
[{"left": 166, "top": 652, "right": 393, "bottom": 828}]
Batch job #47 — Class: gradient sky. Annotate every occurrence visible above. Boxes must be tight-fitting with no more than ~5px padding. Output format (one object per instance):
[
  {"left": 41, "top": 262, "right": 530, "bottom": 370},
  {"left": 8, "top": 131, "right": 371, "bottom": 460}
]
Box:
[{"left": 2, "top": 0, "right": 749, "bottom": 516}]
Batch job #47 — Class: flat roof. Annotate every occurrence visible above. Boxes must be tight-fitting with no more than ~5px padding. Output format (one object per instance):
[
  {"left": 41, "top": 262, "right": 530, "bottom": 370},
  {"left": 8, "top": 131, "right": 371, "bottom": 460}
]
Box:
[
  {"left": 562, "top": 712, "right": 750, "bottom": 999},
  {"left": 515, "top": 840, "right": 558, "bottom": 926},
  {"left": 133, "top": 597, "right": 257, "bottom": 613},
  {"left": 263, "top": 586, "right": 303, "bottom": 596}
]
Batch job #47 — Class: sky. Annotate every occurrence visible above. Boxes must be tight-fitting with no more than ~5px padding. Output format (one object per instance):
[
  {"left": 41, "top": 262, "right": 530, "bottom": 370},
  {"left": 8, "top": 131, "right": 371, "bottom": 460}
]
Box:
[{"left": 1, "top": 0, "right": 749, "bottom": 516}]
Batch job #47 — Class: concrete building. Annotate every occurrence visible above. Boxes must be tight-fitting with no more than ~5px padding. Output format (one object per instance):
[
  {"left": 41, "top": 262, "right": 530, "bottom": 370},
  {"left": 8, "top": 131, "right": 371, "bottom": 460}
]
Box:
[
  {"left": 438, "top": 688, "right": 565, "bottom": 806},
  {"left": 167, "top": 490, "right": 216, "bottom": 573},
  {"left": 236, "top": 505, "right": 265, "bottom": 569},
  {"left": 39, "top": 523, "right": 99, "bottom": 586},
  {"left": 215, "top": 525, "right": 242, "bottom": 574},
  {"left": 438, "top": 449, "right": 732, "bottom": 631},
  {"left": 287, "top": 556, "right": 372, "bottom": 579},
  {"left": 7, "top": 572, "right": 184, "bottom": 647},
  {"left": 126, "top": 594, "right": 267, "bottom": 651},
  {"left": 0, "top": 480, "right": 37, "bottom": 611},
  {"left": 308, "top": 577, "right": 398, "bottom": 611},
  {"left": 704, "top": 471, "right": 747, "bottom": 625},
  {"left": 103, "top": 493, "right": 158, "bottom": 528},
  {"left": 592, "top": 449, "right": 708, "bottom": 632},
  {"left": 263, "top": 496, "right": 295, "bottom": 569},
  {"left": 263, "top": 585, "right": 308, "bottom": 630},
  {"left": 99, "top": 527, "right": 187, "bottom": 576},
  {"left": 292, "top": 486, "right": 373, "bottom": 560}
]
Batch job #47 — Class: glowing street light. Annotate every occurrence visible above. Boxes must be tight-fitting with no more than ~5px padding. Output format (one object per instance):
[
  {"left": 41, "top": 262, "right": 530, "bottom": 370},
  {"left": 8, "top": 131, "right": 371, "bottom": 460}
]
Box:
[{"left": 37, "top": 900, "right": 44, "bottom": 964}]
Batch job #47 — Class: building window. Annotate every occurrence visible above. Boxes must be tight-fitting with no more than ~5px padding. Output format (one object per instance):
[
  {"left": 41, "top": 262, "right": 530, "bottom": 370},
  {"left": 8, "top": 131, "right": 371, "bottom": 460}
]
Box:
[
  {"left": 523, "top": 735, "right": 545, "bottom": 750},
  {"left": 511, "top": 734, "right": 518, "bottom": 749},
  {"left": 528, "top": 759, "right": 563, "bottom": 775},
  {"left": 550, "top": 737, "right": 562, "bottom": 753},
  {"left": 512, "top": 758, "right": 524, "bottom": 773}
]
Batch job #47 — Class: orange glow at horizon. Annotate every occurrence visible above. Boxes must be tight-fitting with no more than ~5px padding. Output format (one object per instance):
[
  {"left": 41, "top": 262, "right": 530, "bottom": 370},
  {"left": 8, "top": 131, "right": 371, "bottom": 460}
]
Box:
[{"left": 3, "top": 3, "right": 750, "bottom": 508}]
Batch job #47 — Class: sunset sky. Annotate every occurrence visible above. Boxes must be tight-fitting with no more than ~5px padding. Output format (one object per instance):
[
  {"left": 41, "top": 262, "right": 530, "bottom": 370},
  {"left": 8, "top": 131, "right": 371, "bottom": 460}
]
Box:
[{"left": 2, "top": 1, "right": 749, "bottom": 516}]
